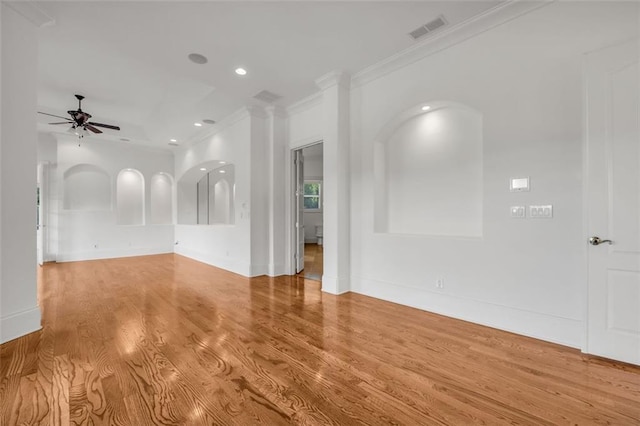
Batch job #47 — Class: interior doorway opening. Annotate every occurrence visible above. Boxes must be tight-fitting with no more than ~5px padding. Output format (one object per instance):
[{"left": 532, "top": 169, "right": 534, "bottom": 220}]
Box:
[{"left": 293, "top": 142, "right": 324, "bottom": 281}]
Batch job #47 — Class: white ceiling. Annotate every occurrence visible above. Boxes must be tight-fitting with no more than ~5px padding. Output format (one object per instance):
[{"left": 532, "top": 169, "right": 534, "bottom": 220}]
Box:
[{"left": 34, "top": 1, "right": 502, "bottom": 149}]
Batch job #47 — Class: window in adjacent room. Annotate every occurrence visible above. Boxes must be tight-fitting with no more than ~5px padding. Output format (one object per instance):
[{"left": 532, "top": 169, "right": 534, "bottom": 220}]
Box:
[{"left": 303, "top": 180, "right": 322, "bottom": 211}]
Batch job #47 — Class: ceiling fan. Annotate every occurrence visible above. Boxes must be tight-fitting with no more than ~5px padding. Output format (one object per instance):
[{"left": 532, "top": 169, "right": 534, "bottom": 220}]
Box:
[{"left": 38, "top": 94, "right": 120, "bottom": 138}]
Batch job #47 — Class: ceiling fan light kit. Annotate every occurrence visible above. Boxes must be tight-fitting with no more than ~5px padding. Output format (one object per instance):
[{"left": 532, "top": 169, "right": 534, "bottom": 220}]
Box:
[{"left": 38, "top": 94, "right": 121, "bottom": 140}]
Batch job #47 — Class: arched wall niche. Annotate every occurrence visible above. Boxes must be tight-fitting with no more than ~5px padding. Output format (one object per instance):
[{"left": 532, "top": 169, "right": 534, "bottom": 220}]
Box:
[
  {"left": 374, "top": 101, "right": 483, "bottom": 237},
  {"left": 150, "top": 172, "right": 174, "bottom": 225},
  {"left": 210, "top": 178, "right": 230, "bottom": 224},
  {"left": 116, "top": 168, "right": 145, "bottom": 226},
  {"left": 177, "top": 161, "right": 235, "bottom": 225},
  {"left": 63, "top": 164, "right": 111, "bottom": 211}
]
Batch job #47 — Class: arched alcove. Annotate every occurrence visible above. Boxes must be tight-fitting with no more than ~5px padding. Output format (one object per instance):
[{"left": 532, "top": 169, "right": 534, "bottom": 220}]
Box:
[
  {"left": 374, "top": 101, "right": 483, "bottom": 237},
  {"left": 150, "top": 172, "right": 173, "bottom": 225},
  {"left": 210, "top": 179, "right": 230, "bottom": 224},
  {"left": 178, "top": 162, "right": 235, "bottom": 225},
  {"left": 116, "top": 168, "right": 145, "bottom": 225},
  {"left": 63, "top": 164, "right": 111, "bottom": 210}
]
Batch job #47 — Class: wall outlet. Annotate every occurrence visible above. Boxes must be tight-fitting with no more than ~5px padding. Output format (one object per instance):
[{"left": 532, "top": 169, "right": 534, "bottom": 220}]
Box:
[
  {"left": 436, "top": 278, "right": 444, "bottom": 289},
  {"left": 94, "top": 244, "right": 98, "bottom": 248},
  {"left": 529, "top": 205, "right": 553, "bottom": 219}
]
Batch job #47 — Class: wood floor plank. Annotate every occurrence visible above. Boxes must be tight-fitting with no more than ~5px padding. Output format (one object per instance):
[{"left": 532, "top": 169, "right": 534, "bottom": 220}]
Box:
[{"left": 1, "top": 253, "right": 639, "bottom": 425}]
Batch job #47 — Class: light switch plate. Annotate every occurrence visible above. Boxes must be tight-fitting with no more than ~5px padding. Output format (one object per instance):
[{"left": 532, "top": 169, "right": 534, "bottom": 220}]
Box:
[
  {"left": 510, "top": 177, "right": 530, "bottom": 192},
  {"left": 510, "top": 206, "right": 525, "bottom": 218}
]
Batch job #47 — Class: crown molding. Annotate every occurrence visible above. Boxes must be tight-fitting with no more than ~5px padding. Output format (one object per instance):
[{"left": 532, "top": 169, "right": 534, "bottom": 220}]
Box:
[
  {"left": 185, "top": 105, "right": 270, "bottom": 149},
  {"left": 265, "top": 105, "right": 288, "bottom": 119},
  {"left": 185, "top": 106, "right": 250, "bottom": 148},
  {"left": 286, "top": 91, "right": 322, "bottom": 116},
  {"left": 246, "top": 105, "right": 268, "bottom": 119},
  {"left": 352, "top": 0, "right": 553, "bottom": 89},
  {"left": 315, "top": 70, "right": 351, "bottom": 91},
  {"left": 4, "top": 1, "right": 55, "bottom": 28}
]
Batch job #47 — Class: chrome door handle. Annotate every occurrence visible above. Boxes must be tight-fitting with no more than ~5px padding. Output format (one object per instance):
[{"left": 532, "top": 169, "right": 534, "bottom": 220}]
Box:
[{"left": 589, "top": 236, "right": 612, "bottom": 246}]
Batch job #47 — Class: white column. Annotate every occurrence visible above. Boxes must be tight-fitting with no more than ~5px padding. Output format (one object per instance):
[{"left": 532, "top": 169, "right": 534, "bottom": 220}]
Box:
[
  {"left": 247, "top": 106, "right": 270, "bottom": 277},
  {"left": 315, "top": 71, "right": 351, "bottom": 294},
  {"left": 0, "top": 4, "right": 42, "bottom": 343},
  {"left": 265, "top": 106, "right": 287, "bottom": 276}
]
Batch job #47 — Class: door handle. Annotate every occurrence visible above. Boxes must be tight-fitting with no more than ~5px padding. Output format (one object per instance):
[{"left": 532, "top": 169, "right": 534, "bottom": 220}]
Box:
[{"left": 589, "top": 236, "right": 612, "bottom": 246}]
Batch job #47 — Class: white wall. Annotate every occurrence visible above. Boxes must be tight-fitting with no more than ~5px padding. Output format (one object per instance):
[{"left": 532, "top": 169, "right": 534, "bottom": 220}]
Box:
[
  {"left": 288, "top": 94, "right": 323, "bottom": 149},
  {"left": 54, "top": 136, "right": 175, "bottom": 261},
  {"left": 348, "top": 1, "right": 639, "bottom": 348},
  {"left": 1, "top": 5, "right": 41, "bottom": 343},
  {"left": 174, "top": 107, "right": 269, "bottom": 277}
]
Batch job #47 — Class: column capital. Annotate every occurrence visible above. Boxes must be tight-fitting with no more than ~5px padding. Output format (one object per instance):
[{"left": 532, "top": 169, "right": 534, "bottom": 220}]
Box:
[
  {"left": 265, "top": 105, "right": 287, "bottom": 119},
  {"left": 315, "top": 71, "right": 351, "bottom": 91}
]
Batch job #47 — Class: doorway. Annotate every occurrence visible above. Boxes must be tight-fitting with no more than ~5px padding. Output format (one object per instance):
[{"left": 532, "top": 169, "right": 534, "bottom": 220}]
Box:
[
  {"left": 36, "top": 163, "right": 47, "bottom": 266},
  {"left": 585, "top": 39, "right": 640, "bottom": 365},
  {"left": 293, "top": 142, "right": 324, "bottom": 280}
]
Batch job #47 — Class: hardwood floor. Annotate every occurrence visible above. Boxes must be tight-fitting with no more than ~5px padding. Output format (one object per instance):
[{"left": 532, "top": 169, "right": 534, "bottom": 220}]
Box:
[
  {"left": 298, "top": 243, "right": 323, "bottom": 281},
  {"left": 1, "top": 254, "right": 639, "bottom": 425}
]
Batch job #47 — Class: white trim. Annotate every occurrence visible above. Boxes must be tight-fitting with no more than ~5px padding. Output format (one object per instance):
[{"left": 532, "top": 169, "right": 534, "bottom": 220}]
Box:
[
  {"left": 351, "top": 275, "right": 582, "bottom": 349},
  {"left": 173, "top": 247, "right": 253, "bottom": 277},
  {"left": 4, "top": 1, "right": 54, "bottom": 27},
  {"left": 57, "top": 247, "right": 173, "bottom": 262},
  {"left": 322, "top": 275, "right": 350, "bottom": 295},
  {"left": 289, "top": 135, "right": 323, "bottom": 150},
  {"left": 1, "top": 306, "right": 41, "bottom": 344},
  {"left": 315, "top": 70, "right": 350, "bottom": 91},
  {"left": 265, "top": 105, "right": 288, "bottom": 119},
  {"left": 352, "top": 0, "right": 552, "bottom": 88},
  {"left": 185, "top": 106, "right": 257, "bottom": 149},
  {"left": 287, "top": 91, "right": 323, "bottom": 116},
  {"left": 268, "top": 263, "right": 286, "bottom": 277}
]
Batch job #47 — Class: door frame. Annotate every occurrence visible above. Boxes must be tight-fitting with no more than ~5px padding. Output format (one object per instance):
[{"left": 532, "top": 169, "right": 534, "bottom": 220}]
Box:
[
  {"left": 36, "top": 161, "right": 49, "bottom": 265},
  {"left": 288, "top": 140, "right": 323, "bottom": 275}
]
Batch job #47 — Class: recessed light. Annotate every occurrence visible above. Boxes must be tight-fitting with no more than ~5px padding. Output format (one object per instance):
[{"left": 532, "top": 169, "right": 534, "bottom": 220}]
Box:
[
  {"left": 421, "top": 105, "right": 431, "bottom": 111},
  {"left": 188, "top": 53, "right": 208, "bottom": 65},
  {"left": 219, "top": 170, "right": 226, "bottom": 173},
  {"left": 235, "top": 67, "right": 247, "bottom": 76},
  {"left": 170, "top": 138, "right": 177, "bottom": 142},
  {"left": 202, "top": 119, "right": 216, "bottom": 125},
  {"left": 200, "top": 168, "right": 207, "bottom": 171},
  {"left": 194, "top": 122, "right": 202, "bottom": 127},
  {"left": 219, "top": 161, "right": 226, "bottom": 164}
]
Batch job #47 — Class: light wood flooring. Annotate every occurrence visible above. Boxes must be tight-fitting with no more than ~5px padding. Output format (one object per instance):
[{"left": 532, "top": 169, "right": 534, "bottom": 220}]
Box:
[
  {"left": 1, "top": 254, "right": 639, "bottom": 425},
  {"left": 298, "top": 243, "right": 323, "bottom": 281}
]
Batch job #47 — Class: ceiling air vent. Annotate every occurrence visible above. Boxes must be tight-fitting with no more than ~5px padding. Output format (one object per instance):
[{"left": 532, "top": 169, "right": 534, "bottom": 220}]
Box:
[
  {"left": 408, "top": 15, "right": 448, "bottom": 41},
  {"left": 253, "top": 90, "right": 282, "bottom": 104}
]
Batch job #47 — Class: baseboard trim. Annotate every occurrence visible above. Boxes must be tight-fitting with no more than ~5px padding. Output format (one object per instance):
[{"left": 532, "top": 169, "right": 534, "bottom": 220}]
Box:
[
  {"left": 351, "top": 276, "right": 582, "bottom": 349},
  {"left": 57, "top": 247, "right": 173, "bottom": 262},
  {"left": 322, "top": 274, "right": 350, "bottom": 295},
  {"left": 174, "top": 246, "right": 252, "bottom": 277},
  {"left": 268, "top": 264, "right": 287, "bottom": 277},
  {"left": 1, "top": 306, "right": 42, "bottom": 344}
]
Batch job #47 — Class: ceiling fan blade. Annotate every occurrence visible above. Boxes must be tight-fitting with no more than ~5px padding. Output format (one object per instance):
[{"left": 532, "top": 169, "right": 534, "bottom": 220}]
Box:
[
  {"left": 38, "top": 111, "right": 71, "bottom": 120},
  {"left": 48, "top": 121, "right": 73, "bottom": 125},
  {"left": 88, "top": 121, "right": 120, "bottom": 131},
  {"left": 85, "top": 124, "right": 103, "bottom": 134}
]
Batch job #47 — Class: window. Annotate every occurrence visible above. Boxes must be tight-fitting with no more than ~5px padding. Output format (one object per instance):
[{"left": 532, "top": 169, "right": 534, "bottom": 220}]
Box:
[{"left": 303, "top": 180, "right": 322, "bottom": 211}]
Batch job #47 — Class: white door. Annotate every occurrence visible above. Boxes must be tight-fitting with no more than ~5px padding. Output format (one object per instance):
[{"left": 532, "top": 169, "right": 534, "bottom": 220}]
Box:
[
  {"left": 586, "top": 39, "right": 640, "bottom": 365},
  {"left": 295, "top": 150, "right": 305, "bottom": 273},
  {"left": 36, "top": 164, "right": 44, "bottom": 266}
]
